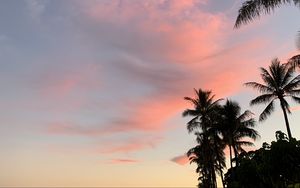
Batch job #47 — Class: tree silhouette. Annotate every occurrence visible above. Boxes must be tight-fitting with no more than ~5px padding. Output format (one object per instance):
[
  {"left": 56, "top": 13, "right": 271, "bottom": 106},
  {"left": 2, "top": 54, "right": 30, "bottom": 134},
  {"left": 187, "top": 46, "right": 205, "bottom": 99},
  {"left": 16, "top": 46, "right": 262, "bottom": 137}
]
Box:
[
  {"left": 183, "top": 89, "right": 224, "bottom": 188},
  {"left": 225, "top": 131, "right": 300, "bottom": 187},
  {"left": 217, "top": 100, "right": 259, "bottom": 168},
  {"left": 245, "top": 58, "right": 300, "bottom": 140}
]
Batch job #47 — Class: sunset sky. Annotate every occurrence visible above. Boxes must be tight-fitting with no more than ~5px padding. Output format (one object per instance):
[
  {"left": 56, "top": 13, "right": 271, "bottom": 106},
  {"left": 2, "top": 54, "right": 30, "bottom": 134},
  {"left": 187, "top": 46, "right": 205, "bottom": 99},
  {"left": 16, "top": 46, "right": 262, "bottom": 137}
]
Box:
[{"left": 1, "top": 0, "right": 300, "bottom": 187}]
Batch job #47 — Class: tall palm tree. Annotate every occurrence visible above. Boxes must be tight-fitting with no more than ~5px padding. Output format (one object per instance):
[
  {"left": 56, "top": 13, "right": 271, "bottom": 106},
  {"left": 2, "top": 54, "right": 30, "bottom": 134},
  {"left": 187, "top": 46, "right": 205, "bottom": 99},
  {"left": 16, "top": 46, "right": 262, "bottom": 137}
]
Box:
[
  {"left": 245, "top": 58, "right": 300, "bottom": 140},
  {"left": 183, "top": 89, "right": 223, "bottom": 187},
  {"left": 217, "top": 100, "right": 259, "bottom": 168},
  {"left": 234, "top": 0, "right": 300, "bottom": 28}
]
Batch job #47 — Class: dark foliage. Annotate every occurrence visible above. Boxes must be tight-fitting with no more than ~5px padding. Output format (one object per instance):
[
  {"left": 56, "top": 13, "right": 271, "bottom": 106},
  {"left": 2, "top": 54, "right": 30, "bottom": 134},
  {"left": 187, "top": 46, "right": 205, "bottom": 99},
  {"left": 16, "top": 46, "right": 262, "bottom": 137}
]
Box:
[{"left": 225, "top": 131, "right": 300, "bottom": 188}]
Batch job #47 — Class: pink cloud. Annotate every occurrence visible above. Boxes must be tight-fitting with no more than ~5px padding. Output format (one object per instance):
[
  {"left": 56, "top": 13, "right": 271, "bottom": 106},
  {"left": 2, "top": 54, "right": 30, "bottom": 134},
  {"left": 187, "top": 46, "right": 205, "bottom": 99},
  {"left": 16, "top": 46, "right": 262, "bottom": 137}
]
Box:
[
  {"left": 97, "top": 136, "right": 163, "bottom": 154},
  {"left": 42, "top": 1, "right": 269, "bottom": 157},
  {"left": 45, "top": 96, "right": 185, "bottom": 136},
  {"left": 45, "top": 39, "right": 267, "bottom": 138},
  {"left": 78, "top": 0, "right": 227, "bottom": 64},
  {"left": 171, "top": 154, "right": 189, "bottom": 165}
]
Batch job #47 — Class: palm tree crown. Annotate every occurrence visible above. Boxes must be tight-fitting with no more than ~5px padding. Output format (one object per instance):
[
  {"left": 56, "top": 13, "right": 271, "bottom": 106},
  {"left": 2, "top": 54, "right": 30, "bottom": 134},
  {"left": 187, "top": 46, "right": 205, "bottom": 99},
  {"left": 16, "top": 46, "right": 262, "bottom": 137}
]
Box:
[
  {"left": 245, "top": 58, "right": 300, "bottom": 139},
  {"left": 234, "top": 0, "right": 300, "bottom": 28},
  {"left": 183, "top": 88, "right": 223, "bottom": 133}
]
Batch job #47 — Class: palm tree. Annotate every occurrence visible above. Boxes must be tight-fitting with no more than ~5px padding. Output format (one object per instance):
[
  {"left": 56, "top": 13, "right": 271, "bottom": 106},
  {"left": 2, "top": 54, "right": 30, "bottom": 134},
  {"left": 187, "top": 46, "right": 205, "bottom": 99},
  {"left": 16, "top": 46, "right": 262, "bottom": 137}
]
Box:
[
  {"left": 234, "top": 0, "right": 300, "bottom": 28},
  {"left": 217, "top": 100, "right": 259, "bottom": 168},
  {"left": 183, "top": 89, "right": 223, "bottom": 187},
  {"left": 245, "top": 58, "right": 300, "bottom": 140}
]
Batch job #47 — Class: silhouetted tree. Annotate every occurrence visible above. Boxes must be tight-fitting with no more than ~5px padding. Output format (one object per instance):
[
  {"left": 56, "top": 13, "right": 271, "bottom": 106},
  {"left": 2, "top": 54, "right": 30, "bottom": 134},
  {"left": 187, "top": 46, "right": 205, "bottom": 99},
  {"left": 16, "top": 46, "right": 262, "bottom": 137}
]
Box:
[
  {"left": 245, "top": 59, "right": 300, "bottom": 140},
  {"left": 183, "top": 89, "right": 224, "bottom": 188},
  {"left": 217, "top": 100, "right": 259, "bottom": 168}
]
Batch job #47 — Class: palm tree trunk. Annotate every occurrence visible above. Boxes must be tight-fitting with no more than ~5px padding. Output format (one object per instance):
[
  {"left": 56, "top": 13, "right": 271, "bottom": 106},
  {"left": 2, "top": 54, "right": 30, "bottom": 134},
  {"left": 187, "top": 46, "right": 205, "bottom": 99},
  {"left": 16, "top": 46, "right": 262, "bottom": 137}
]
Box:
[
  {"left": 219, "top": 163, "right": 225, "bottom": 188},
  {"left": 232, "top": 141, "right": 239, "bottom": 167},
  {"left": 215, "top": 151, "right": 225, "bottom": 188},
  {"left": 211, "top": 166, "right": 217, "bottom": 188},
  {"left": 229, "top": 145, "right": 233, "bottom": 169},
  {"left": 280, "top": 99, "right": 293, "bottom": 140},
  {"left": 231, "top": 139, "right": 239, "bottom": 167}
]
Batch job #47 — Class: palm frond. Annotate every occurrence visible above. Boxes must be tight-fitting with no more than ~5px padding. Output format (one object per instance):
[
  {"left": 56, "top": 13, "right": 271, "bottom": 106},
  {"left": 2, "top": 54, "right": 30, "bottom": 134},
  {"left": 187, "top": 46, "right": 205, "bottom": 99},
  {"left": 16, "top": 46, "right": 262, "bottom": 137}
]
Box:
[
  {"left": 281, "top": 65, "right": 295, "bottom": 87},
  {"left": 235, "top": 0, "right": 293, "bottom": 28},
  {"left": 210, "top": 98, "right": 224, "bottom": 107},
  {"left": 184, "top": 97, "right": 198, "bottom": 106},
  {"left": 291, "top": 96, "right": 300, "bottom": 104},
  {"left": 244, "top": 82, "right": 273, "bottom": 93},
  {"left": 240, "top": 118, "right": 256, "bottom": 128},
  {"left": 269, "top": 58, "right": 284, "bottom": 88},
  {"left": 182, "top": 109, "right": 198, "bottom": 117},
  {"left": 260, "top": 67, "right": 277, "bottom": 89},
  {"left": 259, "top": 100, "right": 275, "bottom": 121},
  {"left": 234, "top": 0, "right": 261, "bottom": 28},
  {"left": 237, "top": 127, "right": 260, "bottom": 140},
  {"left": 287, "top": 54, "right": 300, "bottom": 69},
  {"left": 186, "top": 116, "right": 200, "bottom": 133},
  {"left": 236, "top": 140, "right": 255, "bottom": 146},
  {"left": 238, "top": 110, "right": 254, "bottom": 121},
  {"left": 250, "top": 93, "right": 276, "bottom": 106},
  {"left": 283, "top": 74, "right": 300, "bottom": 91},
  {"left": 286, "top": 88, "right": 300, "bottom": 96}
]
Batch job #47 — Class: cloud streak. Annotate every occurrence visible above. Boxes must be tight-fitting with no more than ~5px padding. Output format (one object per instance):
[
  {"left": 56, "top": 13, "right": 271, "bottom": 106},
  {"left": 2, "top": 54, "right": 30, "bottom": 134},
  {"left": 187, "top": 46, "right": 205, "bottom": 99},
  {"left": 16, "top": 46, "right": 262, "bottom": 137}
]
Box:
[
  {"left": 171, "top": 154, "right": 190, "bottom": 165},
  {"left": 108, "top": 158, "right": 139, "bottom": 164}
]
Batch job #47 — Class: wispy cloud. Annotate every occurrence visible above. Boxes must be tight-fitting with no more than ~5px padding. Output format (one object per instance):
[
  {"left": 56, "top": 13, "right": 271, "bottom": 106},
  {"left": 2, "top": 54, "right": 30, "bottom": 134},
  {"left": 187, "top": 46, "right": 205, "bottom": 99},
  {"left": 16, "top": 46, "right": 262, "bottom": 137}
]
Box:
[
  {"left": 99, "top": 136, "right": 163, "bottom": 154},
  {"left": 30, "top": 0, "right": 267, "bottom": 155},
  {"left": 108, "top": 158, "right": 139, "bottom": 164}
]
